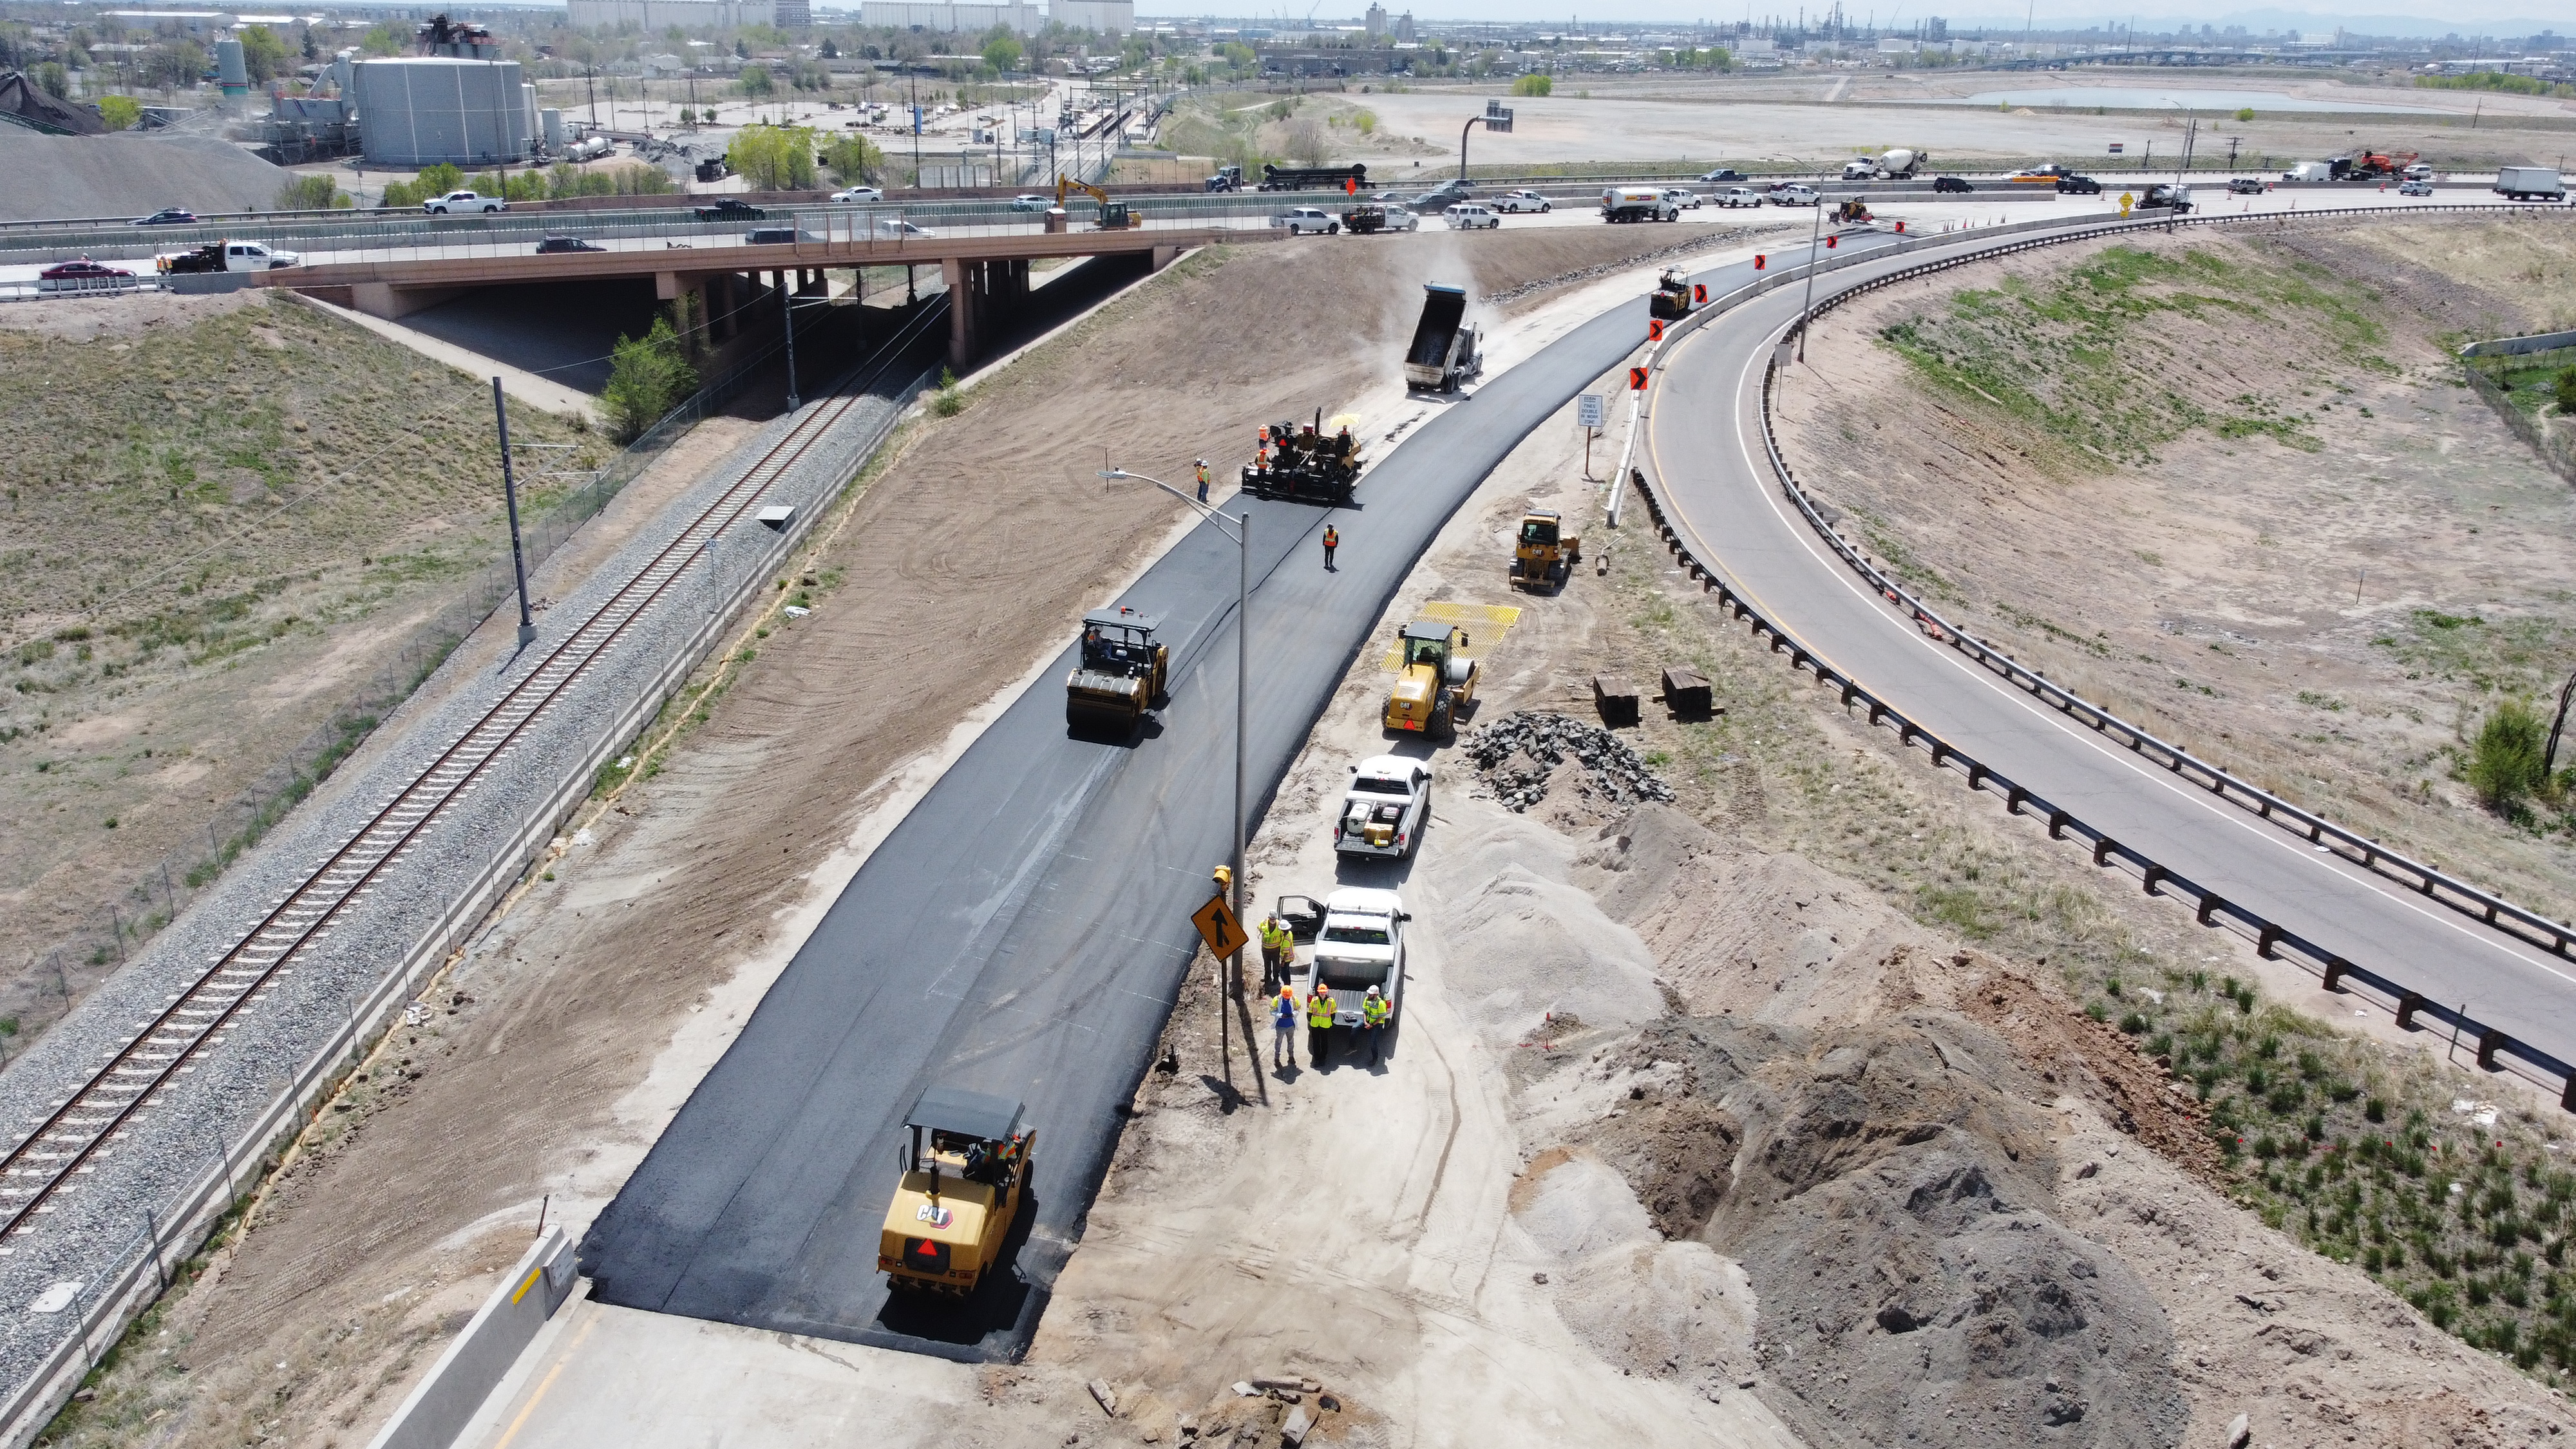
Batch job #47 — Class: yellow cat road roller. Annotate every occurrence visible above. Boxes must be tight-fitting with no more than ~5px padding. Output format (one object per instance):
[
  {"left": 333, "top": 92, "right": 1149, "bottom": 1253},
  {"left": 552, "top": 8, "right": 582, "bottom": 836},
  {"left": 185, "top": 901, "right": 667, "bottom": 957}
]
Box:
[
  {"left": 1065, "top": 606, "right": 1168, "bottom": 735},
  {"left": 878, "top": 1086, "right": 1037, "bottom": 1296},
  {"left": 1383, "top": 619, "right": 1479, "bottom": 740}
]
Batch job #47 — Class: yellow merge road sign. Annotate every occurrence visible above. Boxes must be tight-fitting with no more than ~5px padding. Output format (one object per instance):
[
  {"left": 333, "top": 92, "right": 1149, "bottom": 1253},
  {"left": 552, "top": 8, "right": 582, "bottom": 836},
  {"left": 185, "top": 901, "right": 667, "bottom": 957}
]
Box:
[{"left": 1192, "top": 895, "right": 1249, "bottom": 959}]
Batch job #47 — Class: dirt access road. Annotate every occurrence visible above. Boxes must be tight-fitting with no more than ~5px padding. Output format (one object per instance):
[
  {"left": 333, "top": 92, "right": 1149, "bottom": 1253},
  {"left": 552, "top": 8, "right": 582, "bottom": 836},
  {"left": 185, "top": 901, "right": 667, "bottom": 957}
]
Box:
[{"left": 30, "top": 220, "right": 1781, "bottom": 1449}]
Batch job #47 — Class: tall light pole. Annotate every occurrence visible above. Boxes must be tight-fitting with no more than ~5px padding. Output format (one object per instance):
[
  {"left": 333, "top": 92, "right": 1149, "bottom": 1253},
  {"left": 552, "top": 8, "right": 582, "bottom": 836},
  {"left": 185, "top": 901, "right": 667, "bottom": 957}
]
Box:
[
  {"left": 1099, "top": 467, "right": 1250, "bottom": 1006},
  {"left": 492, "top": 378, "right": 536, "bottom": 649},
  {"left": 1794, "top": 191, "right": 1825, "bottom": 361}
]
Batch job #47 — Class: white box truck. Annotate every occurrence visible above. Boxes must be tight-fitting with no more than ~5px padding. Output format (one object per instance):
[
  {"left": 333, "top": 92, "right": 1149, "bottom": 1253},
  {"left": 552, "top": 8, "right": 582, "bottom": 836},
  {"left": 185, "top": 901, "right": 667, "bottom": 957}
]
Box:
[{"left": 2495, "top": 166, "right": 2567, "bottom": 202}]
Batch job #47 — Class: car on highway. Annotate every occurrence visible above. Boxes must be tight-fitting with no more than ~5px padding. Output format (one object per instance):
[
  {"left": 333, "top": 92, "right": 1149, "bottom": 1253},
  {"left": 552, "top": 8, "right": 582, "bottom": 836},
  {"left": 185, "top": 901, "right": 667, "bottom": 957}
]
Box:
[
  {"left": 128, "top": 208, "right": 197, "bottom": 226},
  {"left": 1661, "top": 187, "right": 1703, "bottom": 210},
  {"left": 694, "top": 198, "right": 765, "bottom": 223},
  {"left": 1273, "top": 205, "right": 1341, "bottom": 234},
  {"left": 423, "top": 189, "right": 506, "bottom": 214},
  {"left": 1305, "top": 887, "right": 1408, "bottom": 1029},
  {"left": 535, "top": 235, "right": 606, "bottom": 254},
  {"left": 2228, "top": 176, "right": 2266, "bottom": 195},
  {"left": 1699, "top": 167, "right": 1748, "bottom": 183},
  {"left": 2003, "top": 164, "right": 2073, "bottom": 185},
  {"left": 829, "top": 185, "right": 886, "bottom": 204},
  {"left": 1491, "top": 189, "right": 1552, "bottom": 213},
  {"left": 2401, "top": 162, "right": 2433, "bottom": 182},
  {"left": 2056, "top": 174, "right": 2103, "bottom": 194},
  {"left": 1442, "top": 202, "right": 1500, "bottom": 229},
  {"left": 1334, "top": 755, "right": 1433, "bottom": 858},
  {"left": 1768, "top": 184, "right": 1819, "bottom": 207},
  {"left": 745, "top": 226, "right": 820, "bottom": 244},
  {"left": 1714, "top": 185, "right": 1763, "bottom": 207},
  {"left": 1931, "top": 175, "right": 1973, "bottom": 193},
  {"left": 1005, "top": 193, "right": 1052, "bottom": 211},
  {"left": 36, "top": 258, "right": 137, "bottom": 292},
  {"left": 1411, "top": 179, "right": 1473, "bottom": 208},
  {"left": 2399, "top": 178, "right": 2435, "bottom": 197},
  {"left": 873, "top": 217, "right": 938, "bottom": 239}
]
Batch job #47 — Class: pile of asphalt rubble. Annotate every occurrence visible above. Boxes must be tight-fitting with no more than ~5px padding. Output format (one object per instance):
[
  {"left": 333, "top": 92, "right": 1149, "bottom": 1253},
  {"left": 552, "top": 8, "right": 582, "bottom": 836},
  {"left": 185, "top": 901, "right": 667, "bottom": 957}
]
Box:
[{"left": 1466, "top": 712, "right": 1675, "bottom": 812}]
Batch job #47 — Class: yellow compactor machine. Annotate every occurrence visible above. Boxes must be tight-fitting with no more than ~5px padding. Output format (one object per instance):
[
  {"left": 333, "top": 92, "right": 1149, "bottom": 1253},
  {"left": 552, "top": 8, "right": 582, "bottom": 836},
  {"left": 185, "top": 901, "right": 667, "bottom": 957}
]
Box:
[
  {"left": 1065, "top": 606, "right": 1168, "bottom": 734},
  {"left": 878, "top": 1085, "right": 1037, "bottom": 1296},
  {"left": 1383, "top": 619, "right": 1479, "bottom": 739}
]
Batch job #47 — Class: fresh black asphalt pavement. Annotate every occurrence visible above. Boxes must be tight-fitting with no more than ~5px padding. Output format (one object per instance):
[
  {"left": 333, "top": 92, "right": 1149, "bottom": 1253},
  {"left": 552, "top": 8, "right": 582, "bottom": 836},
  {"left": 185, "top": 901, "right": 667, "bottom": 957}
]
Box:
[{"left": 578, "top": 239, "right": 1835, "bottom": 1360}]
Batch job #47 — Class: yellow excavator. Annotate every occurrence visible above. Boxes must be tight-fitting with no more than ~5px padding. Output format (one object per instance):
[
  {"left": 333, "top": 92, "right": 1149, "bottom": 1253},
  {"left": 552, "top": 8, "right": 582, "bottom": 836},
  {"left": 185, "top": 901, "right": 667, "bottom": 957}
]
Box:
[
  {"left": 1056, "top": 173, "right": 1141, "bottom": 230},
  {"left": 878, "top": 1085, "right": 1037, "bottom": 1296},
  {"left": 1383, "top": 619, "right": 1479, "bottom": 739}
]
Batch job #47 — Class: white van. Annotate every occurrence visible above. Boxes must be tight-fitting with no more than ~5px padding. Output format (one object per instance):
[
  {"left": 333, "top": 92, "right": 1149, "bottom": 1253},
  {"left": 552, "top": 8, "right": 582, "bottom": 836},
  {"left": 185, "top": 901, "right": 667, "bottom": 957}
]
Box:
[{"left": 1442, "top": 202, "right": 1500, "bottom": 229}]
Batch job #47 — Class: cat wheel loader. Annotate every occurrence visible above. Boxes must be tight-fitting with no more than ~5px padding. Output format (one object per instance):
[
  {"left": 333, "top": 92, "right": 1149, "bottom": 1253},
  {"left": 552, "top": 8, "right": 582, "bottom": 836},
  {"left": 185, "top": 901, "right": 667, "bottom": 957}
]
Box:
[{"left": 1509, "top": 509, "right": 1580, "bottom": 592}]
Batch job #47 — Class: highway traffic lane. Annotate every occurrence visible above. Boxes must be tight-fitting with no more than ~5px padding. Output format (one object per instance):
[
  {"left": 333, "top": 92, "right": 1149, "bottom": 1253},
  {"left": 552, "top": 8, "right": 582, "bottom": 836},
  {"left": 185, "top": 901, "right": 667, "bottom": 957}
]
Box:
[
  {"left": 579, "top": 256, "right": 1734, "bottom": 1358},
  {"left": 1647, "top": 246, "right": 2576, "bottom": 1067}
]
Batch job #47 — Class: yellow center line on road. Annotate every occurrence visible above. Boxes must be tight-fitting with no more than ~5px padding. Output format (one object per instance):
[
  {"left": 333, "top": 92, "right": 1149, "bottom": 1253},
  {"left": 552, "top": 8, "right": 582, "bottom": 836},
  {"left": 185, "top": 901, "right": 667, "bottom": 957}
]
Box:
[{"left": 488, "top": 1305, "right": 600, "bottom": 1449}]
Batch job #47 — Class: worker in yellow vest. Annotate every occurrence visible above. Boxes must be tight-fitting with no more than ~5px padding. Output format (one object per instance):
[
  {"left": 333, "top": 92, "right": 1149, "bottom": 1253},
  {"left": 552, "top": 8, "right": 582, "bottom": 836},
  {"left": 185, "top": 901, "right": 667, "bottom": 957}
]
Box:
[
  {"left": 1361, "top": 984, "right": 1390, "bottom": 1064},
  {"left": 1306, "top": 980, "right": 1337, "bottom": 1067},
  {"left": 1259, "top": 912, "right": 1293, "bottom": 991}
]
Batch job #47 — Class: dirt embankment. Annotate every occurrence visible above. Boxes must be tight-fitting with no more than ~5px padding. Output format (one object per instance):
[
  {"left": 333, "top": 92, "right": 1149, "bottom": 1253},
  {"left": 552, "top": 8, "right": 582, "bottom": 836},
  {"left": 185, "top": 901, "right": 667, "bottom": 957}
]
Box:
[
  {"left": 32, "top": 223, "right": 1735, "bottom": 1449},
  {"left": 1774, "top": 218, "right": 2576, "bottom": 920},
  {"left": 0, "top": 291, "right": 605, "bottom": 1040}
]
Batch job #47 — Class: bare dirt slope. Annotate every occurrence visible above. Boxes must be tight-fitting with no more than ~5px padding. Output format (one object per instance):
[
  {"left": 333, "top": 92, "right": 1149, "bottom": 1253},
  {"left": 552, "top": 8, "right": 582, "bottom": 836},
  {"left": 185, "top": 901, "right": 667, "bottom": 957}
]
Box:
[
  {"left": 1773, "top": 218, "right": 2576, "bottom": 923},
  {"left": 31, "top": 223, "right": 1742, "bottom": 1449},
  {"left": 0, "top": 290, "right": 601, "bottom": 1042},
  {"left": 1048, "top": 354, "right": 2576, "bottom": 1449}
]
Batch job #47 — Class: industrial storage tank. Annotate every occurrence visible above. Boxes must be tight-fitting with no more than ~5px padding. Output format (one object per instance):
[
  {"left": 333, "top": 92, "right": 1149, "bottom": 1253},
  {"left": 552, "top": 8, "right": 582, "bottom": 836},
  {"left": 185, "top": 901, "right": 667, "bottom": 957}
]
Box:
[
  {"left": 215, "top": 37, "right": 249, "bottom": 99},
  {"left": 350, "top": 57, "right": 529, "bottom": 168}
]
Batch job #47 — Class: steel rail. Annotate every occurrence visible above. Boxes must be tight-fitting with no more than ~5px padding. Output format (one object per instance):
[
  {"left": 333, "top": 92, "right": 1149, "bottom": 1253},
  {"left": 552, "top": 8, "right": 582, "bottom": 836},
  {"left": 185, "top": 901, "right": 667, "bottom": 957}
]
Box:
[{"left": 0, "top": 298, "right": 949, "bottom": 1245}]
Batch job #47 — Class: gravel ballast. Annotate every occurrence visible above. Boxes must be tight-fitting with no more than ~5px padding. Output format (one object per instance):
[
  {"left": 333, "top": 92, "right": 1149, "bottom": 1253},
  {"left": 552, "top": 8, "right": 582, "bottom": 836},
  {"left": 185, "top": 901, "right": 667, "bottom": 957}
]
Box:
[{"left": 0, "top": 363, "right": 923, "bottom": 1434}]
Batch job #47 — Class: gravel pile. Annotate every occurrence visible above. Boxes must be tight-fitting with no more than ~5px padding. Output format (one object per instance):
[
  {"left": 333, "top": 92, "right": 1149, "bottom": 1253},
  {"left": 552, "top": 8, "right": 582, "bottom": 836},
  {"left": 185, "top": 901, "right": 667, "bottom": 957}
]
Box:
[
  {"left": 0, "top": 131, "right": 286, "bottom": 223},
  {"left": 1466, "top": 712, "right": 1675, "bottom": 813},
  {"left": 0, "top": 358, "right": 926, "bottom": 1421}
]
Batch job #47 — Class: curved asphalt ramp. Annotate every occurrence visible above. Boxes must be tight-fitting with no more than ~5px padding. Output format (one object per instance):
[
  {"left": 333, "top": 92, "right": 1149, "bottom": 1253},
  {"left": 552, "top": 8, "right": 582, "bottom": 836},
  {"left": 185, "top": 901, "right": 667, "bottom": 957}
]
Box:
[
  {"left": 0, "top": 131, "right": 287, "bottom": 223},
  {"left": 576, "top": 246, "right": 1821, "bottom": 1361}
]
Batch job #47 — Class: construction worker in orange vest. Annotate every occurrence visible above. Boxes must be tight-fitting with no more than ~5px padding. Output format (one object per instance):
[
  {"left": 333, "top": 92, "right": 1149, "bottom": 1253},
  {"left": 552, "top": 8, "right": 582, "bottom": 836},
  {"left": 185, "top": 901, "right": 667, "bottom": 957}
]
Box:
[
  {"left": 1322, "top": 524, "right": 1339, "bottom": 571},
  {"left": 1306, "top": 978, "right": 1337, "bottom": 1067},
  {"left": 1271, "top": 983, "right": 1300, "bottom": 1069}
]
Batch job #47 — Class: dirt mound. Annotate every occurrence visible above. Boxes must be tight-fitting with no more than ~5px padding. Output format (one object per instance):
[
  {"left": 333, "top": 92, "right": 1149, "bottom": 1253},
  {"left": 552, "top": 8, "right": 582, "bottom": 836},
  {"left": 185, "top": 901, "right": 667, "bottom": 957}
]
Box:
[
  {"left": 0, "top": 131, "right": 287, "bottom": 222},
  {"left": 1951, "top": 965, "right": 2224, "bottom": 1188},
  {"left": 1583, "top": 1013, "right": 2188, "bottom": 1449}
]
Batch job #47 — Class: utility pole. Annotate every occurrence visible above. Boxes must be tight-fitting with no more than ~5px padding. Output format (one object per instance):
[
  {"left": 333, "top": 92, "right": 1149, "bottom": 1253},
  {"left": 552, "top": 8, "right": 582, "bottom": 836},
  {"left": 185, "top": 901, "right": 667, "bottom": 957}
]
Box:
[
  {"left": 493, "top": 379, "right": 536, "bottom": 648},
  {"left": 781, "top": 281, "right": 800, "bottom": 411},
  {"left": 1794, "top": 194, "right": 1824, "bottom": 361}
]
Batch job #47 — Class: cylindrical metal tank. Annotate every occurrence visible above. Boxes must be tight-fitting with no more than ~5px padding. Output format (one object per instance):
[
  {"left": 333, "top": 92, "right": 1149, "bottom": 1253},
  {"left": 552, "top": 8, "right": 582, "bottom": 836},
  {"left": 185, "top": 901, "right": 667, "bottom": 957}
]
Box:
[
  {"left": 215, "top": 37, "right": 249, "bottom": 98},
  {"left": 542, "top": 108, "right": 565, "bottom": 150},
  {"left": 350, "top": 57, "right": 530, "bottom": 168}
]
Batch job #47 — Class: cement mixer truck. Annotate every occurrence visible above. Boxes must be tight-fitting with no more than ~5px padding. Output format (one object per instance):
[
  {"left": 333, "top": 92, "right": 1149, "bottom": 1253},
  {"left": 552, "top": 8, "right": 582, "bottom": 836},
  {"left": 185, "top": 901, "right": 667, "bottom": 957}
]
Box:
[{"left": 1841, "top": 149, "right": 1927, "bottom": 180}]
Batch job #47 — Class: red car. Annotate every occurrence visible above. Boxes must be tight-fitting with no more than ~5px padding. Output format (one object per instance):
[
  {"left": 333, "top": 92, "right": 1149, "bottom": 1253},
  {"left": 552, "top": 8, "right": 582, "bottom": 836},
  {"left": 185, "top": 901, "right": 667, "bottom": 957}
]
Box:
[{"left": 37, "top": 258, "right": 137, "bottom": 292}]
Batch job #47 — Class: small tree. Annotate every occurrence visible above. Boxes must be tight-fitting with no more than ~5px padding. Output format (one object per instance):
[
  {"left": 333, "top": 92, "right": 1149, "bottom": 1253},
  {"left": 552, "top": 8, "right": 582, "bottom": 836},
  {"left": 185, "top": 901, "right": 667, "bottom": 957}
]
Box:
[
  {"left": 96, "top": 94, "right": 139, "bottom": 130},
  {"left": 275, "top": 172, "right": 354, "bottom": 209},
  {"left": 2554, "top": 365, "right": 2576, "bottom": 417},
  {"left": 726, "top": 123, "right": 814, "bottom": 189},
  {"left": 821, "top": 133, "right": 882, "bottom": 185},
  {"left": 33, "top": 62, "right": 68, "bottom": 99},
  {"left": 238, "top": 24, "right": 290, "bottom": 84},
  {"left": 2467, "top": 699, "right": 2548, "bottom": 813},
  {"left": 739, "top": 62, "right": 773, "bottom": 96},
  {"left": 601, "top": 317, "right": 699, "bottom": 442},
  {"left": 1510, "top": 73, "right": 1552, "bottom": 97}
]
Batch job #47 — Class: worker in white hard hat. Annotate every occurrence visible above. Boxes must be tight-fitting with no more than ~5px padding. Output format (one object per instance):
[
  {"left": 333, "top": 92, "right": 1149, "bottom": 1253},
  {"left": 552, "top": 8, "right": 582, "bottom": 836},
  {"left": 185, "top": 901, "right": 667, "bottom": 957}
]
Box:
[
  {"left": 1195, "top": 458, "right": 1211, "bottom": 503},
  {"left": 1361, "top": 984, "right": 1390, "bottom": 1065}
]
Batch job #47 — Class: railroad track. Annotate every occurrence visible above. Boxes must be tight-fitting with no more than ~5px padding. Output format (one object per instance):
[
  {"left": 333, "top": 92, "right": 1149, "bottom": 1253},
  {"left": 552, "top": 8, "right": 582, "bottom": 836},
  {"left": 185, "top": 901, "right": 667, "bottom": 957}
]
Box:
[{"left": 0, "top": 298, "right": 949, "bottom": 1249}]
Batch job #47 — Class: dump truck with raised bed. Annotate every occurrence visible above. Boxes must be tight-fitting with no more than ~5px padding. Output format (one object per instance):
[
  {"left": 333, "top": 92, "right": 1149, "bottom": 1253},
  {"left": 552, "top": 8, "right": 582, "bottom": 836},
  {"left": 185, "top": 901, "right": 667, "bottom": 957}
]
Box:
[
  {"left": 1242, "top": 410, "right": 1363, "bottom": 504},
  {"left": 1403, "top": 283, "right": 1483, "bottom": 393},
  {"left": 1383, "top": 618, "right": 1477, "bottom": 739},
  {"left": 878, "top": 1085, "right": 1036, "bottom": 1296},
  {"left": 1064, "top": 606, "right": 1167, "bottom": 734}
]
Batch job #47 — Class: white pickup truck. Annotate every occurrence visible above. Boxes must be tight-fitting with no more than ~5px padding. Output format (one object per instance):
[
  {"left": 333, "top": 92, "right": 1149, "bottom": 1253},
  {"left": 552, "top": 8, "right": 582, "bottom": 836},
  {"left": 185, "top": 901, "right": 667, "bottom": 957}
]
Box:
[
  {"left": 423, "top": 189, "right": 507, "bottom": 214},
  {"left": 1334, "top": 755, "right": 1432, "bottom": 858},
  {"left": 1305, "top": 887, "right": 1408, "bottom": 1028}
]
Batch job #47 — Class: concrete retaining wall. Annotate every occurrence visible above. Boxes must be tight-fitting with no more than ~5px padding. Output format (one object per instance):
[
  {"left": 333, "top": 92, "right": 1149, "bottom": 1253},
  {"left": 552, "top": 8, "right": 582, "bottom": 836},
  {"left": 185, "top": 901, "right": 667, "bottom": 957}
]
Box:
[{"left": 365, "top": 1226, "right": 578, "bottom": 1449}]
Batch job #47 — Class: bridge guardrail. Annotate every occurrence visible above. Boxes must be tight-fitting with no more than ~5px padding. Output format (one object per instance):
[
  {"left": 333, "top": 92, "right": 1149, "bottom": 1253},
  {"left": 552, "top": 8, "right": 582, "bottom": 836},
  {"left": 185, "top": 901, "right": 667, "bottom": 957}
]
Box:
[{"left": 1620, "top": 200, "right": 2576, "bottom": 1115}]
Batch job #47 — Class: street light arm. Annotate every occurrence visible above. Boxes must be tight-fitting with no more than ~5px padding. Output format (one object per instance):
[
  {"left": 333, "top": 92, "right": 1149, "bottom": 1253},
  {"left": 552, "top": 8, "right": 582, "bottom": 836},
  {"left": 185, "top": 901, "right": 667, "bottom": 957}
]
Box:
[{"left": 1100, "top": 467, "right": 1241, "bottom": 539}]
